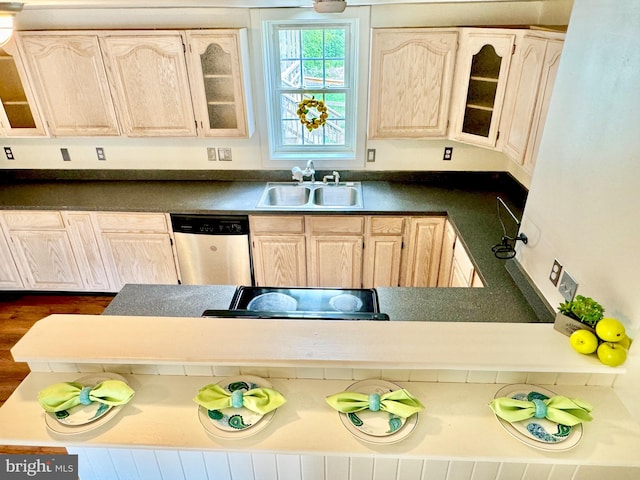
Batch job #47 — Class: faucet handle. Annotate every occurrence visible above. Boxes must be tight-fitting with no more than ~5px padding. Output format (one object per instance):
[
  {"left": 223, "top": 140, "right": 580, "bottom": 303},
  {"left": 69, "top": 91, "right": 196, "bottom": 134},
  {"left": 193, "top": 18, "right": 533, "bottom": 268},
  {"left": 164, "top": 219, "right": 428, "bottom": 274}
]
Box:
[{"left": 333, "top": 171, "right": 340, "bottom": 184}]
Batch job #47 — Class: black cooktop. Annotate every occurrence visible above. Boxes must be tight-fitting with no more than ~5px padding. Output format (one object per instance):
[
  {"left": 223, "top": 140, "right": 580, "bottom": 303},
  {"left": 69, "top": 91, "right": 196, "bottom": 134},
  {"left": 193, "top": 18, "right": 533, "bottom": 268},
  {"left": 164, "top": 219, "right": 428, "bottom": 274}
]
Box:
[{"left": 202, "top": 286, "right": 389, "bottom": 320}]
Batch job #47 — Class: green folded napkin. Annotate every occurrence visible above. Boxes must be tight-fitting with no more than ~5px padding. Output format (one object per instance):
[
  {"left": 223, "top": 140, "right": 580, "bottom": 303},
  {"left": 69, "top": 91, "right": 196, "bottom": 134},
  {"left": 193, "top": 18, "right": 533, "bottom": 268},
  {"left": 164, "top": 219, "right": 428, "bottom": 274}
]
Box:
[
  {"left": 194, "top": 384, "right": 286, "bottom": 415},
  {"left": 326, "top": 388, "right": 424, "bottom": 418},
  {"left": 489, "top": 395, "right": 593, "bottom": 427},
  {"left": 38, "top": 379, "right": 135, "bottom": 413}
]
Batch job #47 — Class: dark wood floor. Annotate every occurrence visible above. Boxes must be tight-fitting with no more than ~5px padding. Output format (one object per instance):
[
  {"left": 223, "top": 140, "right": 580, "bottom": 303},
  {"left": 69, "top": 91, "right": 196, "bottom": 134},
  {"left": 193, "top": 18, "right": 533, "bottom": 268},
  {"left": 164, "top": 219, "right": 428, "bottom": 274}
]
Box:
[{"left": 0, "top": 293, "right": 114, "bottom": 454}]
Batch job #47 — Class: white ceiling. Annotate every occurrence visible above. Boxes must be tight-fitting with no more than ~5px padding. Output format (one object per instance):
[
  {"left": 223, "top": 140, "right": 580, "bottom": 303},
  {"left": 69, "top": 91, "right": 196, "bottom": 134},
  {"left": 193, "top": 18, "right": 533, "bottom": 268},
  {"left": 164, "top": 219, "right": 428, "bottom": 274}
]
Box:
[{"left": 19, "top": 0, "right": 543, "bottom": 10}]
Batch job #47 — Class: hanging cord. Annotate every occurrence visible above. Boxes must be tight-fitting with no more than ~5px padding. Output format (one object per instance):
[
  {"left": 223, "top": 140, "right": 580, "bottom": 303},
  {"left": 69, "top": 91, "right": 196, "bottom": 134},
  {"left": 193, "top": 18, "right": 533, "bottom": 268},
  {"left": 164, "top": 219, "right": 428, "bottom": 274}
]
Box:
[{"left": 492, "top": 197, "right": 528, "bottom": 260}]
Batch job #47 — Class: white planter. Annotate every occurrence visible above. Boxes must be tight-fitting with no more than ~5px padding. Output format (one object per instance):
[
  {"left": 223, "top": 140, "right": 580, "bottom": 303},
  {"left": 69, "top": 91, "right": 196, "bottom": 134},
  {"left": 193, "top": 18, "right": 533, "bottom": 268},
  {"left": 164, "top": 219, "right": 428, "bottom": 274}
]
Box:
[{"left": 553, "top": 312, "right": 597, "bottom": 337}]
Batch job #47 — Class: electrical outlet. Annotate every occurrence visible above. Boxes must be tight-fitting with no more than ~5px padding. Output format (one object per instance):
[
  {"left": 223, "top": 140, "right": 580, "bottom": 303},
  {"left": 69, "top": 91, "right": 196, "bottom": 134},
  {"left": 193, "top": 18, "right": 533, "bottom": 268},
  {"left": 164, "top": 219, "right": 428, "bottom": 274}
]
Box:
[
  {"left": 207, "top": 147, "right": 217, "bottom": 161},
  {"left": 4, "top": 147, "right": 14, "bottom": 160},
  {"left": 549, "top": 259, "right": 563, "bottom": 286},
  {"left": 218, "top": 147, "right": 232, "bottom": 161},
  {"left": 367, "top": 149, "right": 376, "bottom": 162},
  {"left": 60, "top": 148, "right": 71, "bottom": 161},
  {"left": 443, "top": 146, "right": 453, "bottom": 161},
  {"left": 558, "top": 270, "right": 578, "bottom": 302},
  {"left": 96, "top": 147, "right": 106, "bottom": 161}
]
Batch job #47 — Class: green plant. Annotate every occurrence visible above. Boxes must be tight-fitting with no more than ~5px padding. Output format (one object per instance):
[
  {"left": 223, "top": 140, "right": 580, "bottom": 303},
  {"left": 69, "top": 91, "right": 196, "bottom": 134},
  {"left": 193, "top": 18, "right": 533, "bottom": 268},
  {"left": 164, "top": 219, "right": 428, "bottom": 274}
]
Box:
[{"left": 558, "top": 295, "right": 605, "bottom": 327}]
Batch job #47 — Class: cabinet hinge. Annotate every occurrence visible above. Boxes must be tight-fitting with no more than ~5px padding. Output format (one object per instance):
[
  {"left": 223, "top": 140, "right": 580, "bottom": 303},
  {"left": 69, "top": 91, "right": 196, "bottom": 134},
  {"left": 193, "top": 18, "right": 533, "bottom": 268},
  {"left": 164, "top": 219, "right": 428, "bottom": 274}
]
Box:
[
  {"left": 170, "top": 238, "right": 173, "bottom": 246},
  {"left": 496, "top": 130, "right": 500, "bottom": 141},
  {"left": 182, "top": 42, "right": 186, "bottom": 54},
  {"left": 512, "top": 43, "right": 516, "bottom": 55}
]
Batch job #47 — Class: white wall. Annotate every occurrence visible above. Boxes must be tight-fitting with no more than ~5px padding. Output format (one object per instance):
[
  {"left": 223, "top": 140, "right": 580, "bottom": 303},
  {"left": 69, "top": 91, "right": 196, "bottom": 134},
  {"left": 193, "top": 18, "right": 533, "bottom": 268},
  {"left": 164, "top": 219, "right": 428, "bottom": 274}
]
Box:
[
  {"left": 516, "top": 0, "right": 640, "bottom": 409},
  {"left": 1, "top": 1, "right": 569, "bottom": 172}
]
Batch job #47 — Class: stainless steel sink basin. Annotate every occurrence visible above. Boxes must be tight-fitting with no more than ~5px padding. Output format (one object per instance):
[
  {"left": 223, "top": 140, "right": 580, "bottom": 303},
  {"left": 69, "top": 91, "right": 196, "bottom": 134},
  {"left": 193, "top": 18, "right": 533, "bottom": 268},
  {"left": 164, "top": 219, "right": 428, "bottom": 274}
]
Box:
[
  {"left": 256, "top": 182, "right": 363, "bottom": 209},
  {"left": 313, "top": 185, "right": 360, "bottom": 207},
  {"left": 261, "top": 184, "right": 311, "bottom": 207}
]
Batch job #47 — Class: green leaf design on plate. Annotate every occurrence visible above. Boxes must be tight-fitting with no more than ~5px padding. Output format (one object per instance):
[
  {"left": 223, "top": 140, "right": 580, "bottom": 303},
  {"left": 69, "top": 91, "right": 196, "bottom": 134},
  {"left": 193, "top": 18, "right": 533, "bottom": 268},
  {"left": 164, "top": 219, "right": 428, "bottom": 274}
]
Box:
[
  {"left": 55, "top": 410, "right": 69, "bottom": 419},
  {"left": 228, "top": 381, "right": 250, "bottom": 392},
  {"left": 228, "top": 414, "right": 251, "bottom": 430},
  {"left": 387, "top": 415, "right": 402, "bottom": 433},
  {"left": 527, "top": 391, "right": 550, "bottom": 401},
  {"left": 207, "top": 409, "right": 224, "bottom": 420},
  {"left": 555, "top": 424, "right": 571, "bottom": 437},
  {"left": 348, "top": 412, "right": 363, "bottom": 427}
]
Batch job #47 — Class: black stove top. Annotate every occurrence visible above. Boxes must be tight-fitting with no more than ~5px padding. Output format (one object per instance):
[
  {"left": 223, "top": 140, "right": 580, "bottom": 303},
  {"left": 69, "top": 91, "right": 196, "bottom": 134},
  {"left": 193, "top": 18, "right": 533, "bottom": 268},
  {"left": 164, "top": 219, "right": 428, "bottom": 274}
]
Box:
[{"left": 202, "top": 286, "right": 389, "bottom": 320}]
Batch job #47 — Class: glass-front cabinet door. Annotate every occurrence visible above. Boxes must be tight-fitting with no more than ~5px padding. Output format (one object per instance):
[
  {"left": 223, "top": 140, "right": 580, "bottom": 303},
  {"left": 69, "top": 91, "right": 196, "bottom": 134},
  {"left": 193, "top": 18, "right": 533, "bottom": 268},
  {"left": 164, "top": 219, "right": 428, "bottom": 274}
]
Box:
[
  {"left": 451, "top": 29, "right": 515, "bottom": 148},
  {"left": 186, "top": 29, "right": 254, "bottom": 138},
  {"left": 0, "top": 39, "right": 47, "bottom": 137}
]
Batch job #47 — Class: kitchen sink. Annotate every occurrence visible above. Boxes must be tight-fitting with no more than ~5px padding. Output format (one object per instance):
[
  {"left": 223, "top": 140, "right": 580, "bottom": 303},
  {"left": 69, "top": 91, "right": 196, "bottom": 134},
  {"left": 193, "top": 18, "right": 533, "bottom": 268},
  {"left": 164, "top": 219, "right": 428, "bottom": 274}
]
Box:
[
  {"left": 256, "top": 182, "right": 363, "bottom": 209},
  {"left": 313, "top": 185, "right": 360, "bottom": 207},
  {"left": 261, "top": 184, "right": 311, "bottom": 207}
]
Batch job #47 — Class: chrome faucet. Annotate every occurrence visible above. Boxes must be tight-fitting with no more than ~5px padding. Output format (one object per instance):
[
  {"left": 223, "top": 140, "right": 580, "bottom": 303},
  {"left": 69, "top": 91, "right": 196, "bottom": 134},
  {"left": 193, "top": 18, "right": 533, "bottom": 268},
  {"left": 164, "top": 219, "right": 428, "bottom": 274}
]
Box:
[
  {"left": 322, "top": 171, "right": 341, "bottom": 185},
  {"left": 292, "top": 160, "right": 316, "bottom": 183}
]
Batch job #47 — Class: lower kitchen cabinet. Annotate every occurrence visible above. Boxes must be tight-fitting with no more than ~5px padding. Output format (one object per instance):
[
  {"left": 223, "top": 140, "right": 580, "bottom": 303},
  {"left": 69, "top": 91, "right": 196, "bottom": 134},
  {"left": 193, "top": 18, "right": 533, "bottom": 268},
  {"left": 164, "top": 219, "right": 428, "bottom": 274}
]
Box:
[
  {"left": 0, "top": 220, "right": 24, "bottom": 289},
  {"left": 400, "top": 217, "right": 446, "bottom": 287},
  {"left": 94, "top": 213, "right": 179, "bottom": 291},
  {"left": 363, "top": 216, "right": 405, "bottom": 288},
  {"left": 0, "top": 211, "right": 84, "bottom": 290},
  {"left": 0, "top": 210, "right": 179, "bottom": 292},
  {"left": 250, "top": 215, "right": 307, "bottom": 287},
  {"left": 307, "top": 216, "right": 364, "bottom": 289},
  {"left": 438, "top": 219, "right": 483, "bottom": 288}
]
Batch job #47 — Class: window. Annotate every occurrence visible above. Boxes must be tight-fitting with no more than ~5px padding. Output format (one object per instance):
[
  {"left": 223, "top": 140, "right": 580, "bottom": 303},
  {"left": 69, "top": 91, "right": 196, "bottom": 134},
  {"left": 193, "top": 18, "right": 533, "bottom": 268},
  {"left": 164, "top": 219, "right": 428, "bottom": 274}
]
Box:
[{"left": 260, "top": 12, "right": 366, "bottom": 164}]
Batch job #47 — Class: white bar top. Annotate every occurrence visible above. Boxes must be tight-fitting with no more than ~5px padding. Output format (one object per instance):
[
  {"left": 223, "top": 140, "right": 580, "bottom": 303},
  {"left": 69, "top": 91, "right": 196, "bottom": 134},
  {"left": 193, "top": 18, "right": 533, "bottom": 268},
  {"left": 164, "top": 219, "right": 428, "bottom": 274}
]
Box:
[
  {"left": 10, "top": 314, "right": 622, "bottom": 374},
  {"left": 1, "top": 372, "right": 639, "bottom": 466}
]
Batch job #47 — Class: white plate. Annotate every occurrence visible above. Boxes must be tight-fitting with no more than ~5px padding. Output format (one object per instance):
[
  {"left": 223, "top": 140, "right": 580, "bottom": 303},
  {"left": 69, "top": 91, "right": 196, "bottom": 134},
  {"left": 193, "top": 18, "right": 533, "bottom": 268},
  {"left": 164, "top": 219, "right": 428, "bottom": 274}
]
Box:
[
  {"left": 198, "top": 375, "right": 278, "bottom": 440},
  {"left": 338, "top": 379, "right": 419, "bottom": 445},
  {"left": 247, "top": 293, "right": 297, "bottom": 311},
  {"left": 44, "top": 372, "right": 129, "bottom": 436},
  {"left": 493, "top": 384, "right": 583, "bottom": 452}
]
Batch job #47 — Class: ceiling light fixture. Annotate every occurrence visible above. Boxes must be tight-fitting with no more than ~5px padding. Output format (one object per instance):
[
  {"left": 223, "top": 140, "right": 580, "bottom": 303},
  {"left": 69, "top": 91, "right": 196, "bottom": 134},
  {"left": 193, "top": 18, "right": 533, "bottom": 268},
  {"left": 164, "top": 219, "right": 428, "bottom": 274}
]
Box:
[
  {"left": 0, "top": 2, "right": 23, "bottom": 48},
  {"left": 313, "top": 0, "right": 347, "bottom": 14}
]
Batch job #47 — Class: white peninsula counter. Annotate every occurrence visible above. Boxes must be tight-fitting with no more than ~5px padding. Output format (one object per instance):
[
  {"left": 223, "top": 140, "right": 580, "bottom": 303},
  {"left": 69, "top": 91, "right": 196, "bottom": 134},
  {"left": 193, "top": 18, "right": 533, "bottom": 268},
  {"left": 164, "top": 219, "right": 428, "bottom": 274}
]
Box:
[{"left": 2, "top": 314, "right": 639, "bottom": 480}]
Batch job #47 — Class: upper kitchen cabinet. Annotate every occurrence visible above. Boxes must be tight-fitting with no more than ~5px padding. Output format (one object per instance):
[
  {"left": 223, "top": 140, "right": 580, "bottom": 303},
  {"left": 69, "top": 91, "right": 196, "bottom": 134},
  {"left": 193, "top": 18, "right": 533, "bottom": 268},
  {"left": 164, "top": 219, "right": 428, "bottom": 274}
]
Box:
[
  {"left": 185, "top": 29, "right": 254, "bottom": 138},
  {"left": 450, "top": 29, "right": 515, "bottom": 148},
  {"left": 17, "top": 33, "right": 120, "bottom": 136},
  {"left": 99, "top": 32, "right": 197, "bottom": 137},
  {"left": 0, "top": 39, "right": 47, "bottom": 137},
  {"left": 501, "top": 33, "right": 564, "bottom": 173},
  {"left": 368, "top": 29, "right": 458, "bottom": 139}
]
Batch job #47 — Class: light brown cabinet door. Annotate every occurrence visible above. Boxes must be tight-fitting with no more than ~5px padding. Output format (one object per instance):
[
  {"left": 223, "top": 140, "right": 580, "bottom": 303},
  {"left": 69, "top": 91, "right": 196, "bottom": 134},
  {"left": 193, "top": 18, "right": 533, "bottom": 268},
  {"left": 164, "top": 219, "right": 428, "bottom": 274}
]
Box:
[
  {"left": 100, "top": 232, "right": 179, "bottom": 290},
  {"left": 451, "top": 30, "right": 515, "bottom": 148},
  {"left": 18, "top": 33, "right": 120, "bottom": 136},
  {"left": 186, "top": 29, "right": 253, "bottom": 138},
  {"left": 8, "top": 230, "right": 84, "bottom": 290},
  {"left": 362, "top": 236, "right": 403, "bottom": 288},
  {"left": 0, "top": 226, "right": 23, "bottom": 289},
  {"left": 308, "top": 236, "right": 363, "bottom": 288},
  {"left": 252, "top": 235, "right": 307, "bottom": 287},
  {"left": 0, "top": 38, "right": 47, "bottom": 137},
  {"left": 363, "top": 216, "right": 405, "bottom": 288},
  {"left": 501, "top": 36, "right": 547, "bottom": 165},
  {"left": 401, "top": 217, "right": 446, "bottom": 287},
  {"left": 100, "top": 33, "right": 196, "bottom": 137},
  {"left": 64, "top": 212, "right": 111, "bottom": 292},
  {"left": 523, "top": 39, "right": 563, "bottom": 173},
  {"left": 369, "top": 29, "right": 458, "bottom": 139}
]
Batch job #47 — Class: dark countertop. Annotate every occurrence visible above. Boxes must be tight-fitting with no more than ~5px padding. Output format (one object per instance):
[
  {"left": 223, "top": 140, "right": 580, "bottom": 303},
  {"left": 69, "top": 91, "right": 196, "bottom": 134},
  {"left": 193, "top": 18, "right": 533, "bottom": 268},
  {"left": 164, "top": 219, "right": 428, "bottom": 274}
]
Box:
[{"left": 0, "top": 172, "right": 553, "bottom": 323}]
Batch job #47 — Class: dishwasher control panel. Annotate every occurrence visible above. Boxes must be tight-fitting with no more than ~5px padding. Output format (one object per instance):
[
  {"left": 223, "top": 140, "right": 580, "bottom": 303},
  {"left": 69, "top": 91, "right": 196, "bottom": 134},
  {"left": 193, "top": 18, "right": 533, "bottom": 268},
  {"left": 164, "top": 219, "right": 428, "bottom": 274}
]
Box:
[{"left": 170, "top": 214, "right": 249, "bottom": 235}]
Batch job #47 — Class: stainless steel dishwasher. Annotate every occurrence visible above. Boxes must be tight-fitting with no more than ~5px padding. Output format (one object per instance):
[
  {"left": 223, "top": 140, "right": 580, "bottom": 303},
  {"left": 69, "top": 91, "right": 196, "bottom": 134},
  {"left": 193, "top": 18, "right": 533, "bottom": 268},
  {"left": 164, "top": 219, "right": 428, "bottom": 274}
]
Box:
[{"left": 170, "top": 214, "right": 253, "bottom": 285}]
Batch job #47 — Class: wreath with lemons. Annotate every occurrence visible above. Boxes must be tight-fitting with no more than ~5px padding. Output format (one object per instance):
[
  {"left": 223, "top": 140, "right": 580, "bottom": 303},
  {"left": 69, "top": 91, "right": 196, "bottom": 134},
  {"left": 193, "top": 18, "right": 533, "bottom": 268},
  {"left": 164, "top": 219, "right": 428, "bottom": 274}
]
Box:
[{"left": 297, "top": 96, "right": 328, "bottom": 132}]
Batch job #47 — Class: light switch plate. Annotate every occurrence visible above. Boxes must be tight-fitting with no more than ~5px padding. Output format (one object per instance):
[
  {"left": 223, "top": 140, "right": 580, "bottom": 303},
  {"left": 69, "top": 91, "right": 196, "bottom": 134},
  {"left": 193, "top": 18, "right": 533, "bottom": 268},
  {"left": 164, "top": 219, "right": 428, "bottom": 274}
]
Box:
[
  {"left": 207, "top": 147, "right": 217, "bottom": 161},
  {"left": 61, "top": 148, "right": 71, "bottom": 161},
  {"left": 558, "top": 271, "right": 578, "bottom": 302},
  {"left": 218, "top": 148, "right": 232, "bottom": 161}
]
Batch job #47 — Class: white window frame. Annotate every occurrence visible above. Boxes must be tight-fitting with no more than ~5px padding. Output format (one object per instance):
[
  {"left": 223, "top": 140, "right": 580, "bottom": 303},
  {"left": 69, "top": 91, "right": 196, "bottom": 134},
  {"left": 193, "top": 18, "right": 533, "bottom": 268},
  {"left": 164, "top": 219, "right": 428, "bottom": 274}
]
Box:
[{"left": 250, "top": 7, "right": 370, "bottom": 169}]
